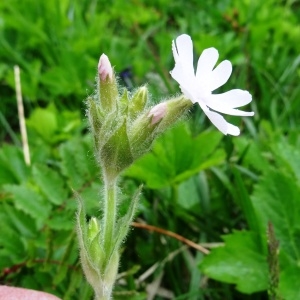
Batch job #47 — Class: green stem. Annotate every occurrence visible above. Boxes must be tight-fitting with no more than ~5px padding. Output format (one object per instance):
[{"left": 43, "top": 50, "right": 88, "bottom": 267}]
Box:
[{"left": 102, "top": 176, "right": 117, "bottom": 262}]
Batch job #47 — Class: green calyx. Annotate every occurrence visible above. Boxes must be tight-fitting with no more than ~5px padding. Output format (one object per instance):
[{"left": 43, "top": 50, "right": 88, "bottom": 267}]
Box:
[{"left": 87, "top": 72, "right": 193, "bottom": 179}]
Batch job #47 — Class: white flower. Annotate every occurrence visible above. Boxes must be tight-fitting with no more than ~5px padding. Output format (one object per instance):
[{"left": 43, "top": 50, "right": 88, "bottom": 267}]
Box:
[{"left": 170, "top": 34, "right": 254, "bottom": 136}]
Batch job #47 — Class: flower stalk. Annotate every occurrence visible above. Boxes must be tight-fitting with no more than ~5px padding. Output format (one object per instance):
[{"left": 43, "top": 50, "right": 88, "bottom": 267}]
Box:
[
  {"left": 102, "top": 177, "right": 117, "bottom": 260},
  {"left": 77, "top": 34, "right": 254, "bottom": 299},
  {"left": 77, "top": 52, "right": 192, "bottom": 300}
]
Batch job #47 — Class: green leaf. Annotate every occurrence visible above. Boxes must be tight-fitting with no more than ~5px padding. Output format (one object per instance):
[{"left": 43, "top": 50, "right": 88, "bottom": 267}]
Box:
[
  {"left": 251, "top": 163, "right": 300, "bottom": 299},
  {"left": 233, "top": 136, "right": 269, "bottom": 172},
  {"left": 3, "top": 184, "right": 51, "bottom": 228},
  {"left": 80, "top": 182, "right": 103, "bottom": 215},
  {"left": 126, "top": 124, "right": 225, "bottom": 188},
  {"left": 272, "top": 142, "right": 300, "bottom": 183},
  {"left": 0, "top": 144, "right": 29, "bottom": 184},
  {"left": 32, "top": 164, "right": 68, "bottom": 205},
  {"left": 231, "top": 166, "right": 260, "bottom": 234},
  {"left": 2, "top": 204, "right": 37, "bottom": 238},
  {"left": 114, "top": 185, "right": 142, "bottom": 253},
  {"left": 0, "top": 217, "right": 26, "bottom": 264},
  {"left": 26, "top": 107, "right": 58, "bottom": 142},
  {"left": 200, "top": 231, "right": 268, "bottom": 293},
  {"left": 47, "top": 211, "right": 74, "bottom": 231},
  {"left": 279, "top": 252, "right": 300, "bottom": 300},
  {"left": 59, "top": 137, "right": 98, "bottom": 190},
  {"left": 251, "top": 169, "right": 300, "bottom": 261},
  {"left": 177, "top": 176, "right": 200, "bottom": 210}
]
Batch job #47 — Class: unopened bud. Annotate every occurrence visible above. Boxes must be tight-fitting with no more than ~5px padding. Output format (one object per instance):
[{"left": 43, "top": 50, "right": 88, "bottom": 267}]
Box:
[
  {"left": 97, "top": 54, "right": 118, "bottom": 112},
  {"left": 98, "top": 54, "right": 113, "bottom": 81},
  {"left": 148, "top": 102, "right": 167, "bottom": 125},
  {"left": 129, "top": 86, "right": 148, "bottom": 120},
  {"left": 88, "top": 217, "right": 100, "bottom": 242}
]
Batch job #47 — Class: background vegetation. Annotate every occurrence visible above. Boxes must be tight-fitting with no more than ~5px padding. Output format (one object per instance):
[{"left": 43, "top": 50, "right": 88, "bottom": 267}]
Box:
[{"left": 1, "top": 0, "right": 300, "bottom": 299}]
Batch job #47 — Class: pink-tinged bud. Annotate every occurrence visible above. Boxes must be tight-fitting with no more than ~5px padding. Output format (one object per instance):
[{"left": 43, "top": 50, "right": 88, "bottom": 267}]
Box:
[
  {"left": 148, "top": 102, "right": 167, "bottom": 125},
  {"left": 98, "top": 54, "right": 113, "bottom": 81}
]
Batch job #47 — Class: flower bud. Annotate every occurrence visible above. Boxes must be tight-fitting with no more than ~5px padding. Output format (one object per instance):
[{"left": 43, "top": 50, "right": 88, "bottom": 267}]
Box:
[
  {"left": 98, "top": 54, "right": 113, "bottom": 81},
  {"left": 97, "top": 53, "right": 118, "bottom": 113},
  {"left": 148, "top": 102, "right": 167, "bottom": 125},
  {"left": 156, "top": 97, "right": 192, "bottom": 131},
  {"left": 129, "top": 86, "right": 148, "bottom": 120},
  {"left": 88, "top": 217, "right": 100, "bottom": 242}
]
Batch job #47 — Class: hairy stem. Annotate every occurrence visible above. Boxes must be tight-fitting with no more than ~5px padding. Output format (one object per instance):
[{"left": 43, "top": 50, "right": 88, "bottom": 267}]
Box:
[{"left": 102, "top": 176, "right": 117, "bottom": 263}]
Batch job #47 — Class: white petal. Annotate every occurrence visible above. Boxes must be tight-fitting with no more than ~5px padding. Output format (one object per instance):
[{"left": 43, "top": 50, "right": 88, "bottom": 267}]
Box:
[
  {"left": 172, "top": 40, "right": 179, "bottom": 63},
  {"left": 196, "top": 47, "right": 219, "bottom": 83},
  {"left": 212, "top": 106, "right": 254, "bottom": 116},
  {"left": 170, "top": 61, "right": 196, "bottom": 102},
  {"left": 204, "top": 110, "right": 240, "bottom": 136},
  {"left": 173, "top": 34, "right": 194, "bottom": 77},
  {"left": 227, "top": 123, "right": 241, "bottom": 136},
  {"left": 209, "top": 60, "right": 232, "bottom": 91},
  {"left": 170, "top": 62, "right": 185, "bottom": 85},
  {"left": 206, "top": 98, "right": 254, "bottom": 116},
  {"left": 208, "top": 89, "right": 252, "bottom": 108}
]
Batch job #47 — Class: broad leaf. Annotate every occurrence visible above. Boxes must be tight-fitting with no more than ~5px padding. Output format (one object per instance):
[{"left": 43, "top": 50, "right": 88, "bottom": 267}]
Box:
[
  {"left": 200, "top": 231, "right": 268, "bottom": 293},
  {"left": 126, "top": 124, "right": 225, "bottom": 188}
]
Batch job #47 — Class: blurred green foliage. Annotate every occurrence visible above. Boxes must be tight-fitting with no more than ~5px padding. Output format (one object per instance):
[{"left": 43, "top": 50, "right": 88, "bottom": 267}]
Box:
[{"left": 1, "top": 0, "right": 300, "bottom": 299}]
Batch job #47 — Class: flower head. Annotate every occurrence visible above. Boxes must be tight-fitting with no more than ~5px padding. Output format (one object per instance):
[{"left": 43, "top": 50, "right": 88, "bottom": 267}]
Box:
[
  {"left": 98, "top": 53, "right": 113, "bottom": 81},
  {"left": 170, "top": 34, "right": 254, "bottom": 136}
]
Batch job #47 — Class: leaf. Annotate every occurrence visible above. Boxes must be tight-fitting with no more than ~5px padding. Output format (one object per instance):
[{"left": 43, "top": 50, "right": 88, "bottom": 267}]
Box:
[
  {"left": 200, "top": 231, "right": 268, "bottom": 293},
  {"left": 177, "top": 176, "right": 200, "bottom": 210},
  {"left": 26, "top": 107, "right": 58, "bottom": 142},
  {"left": 279, "top": 252, "right": 300, "bottom": 300},
  {"left": 272, "top": 142, "right": 300, "bottom": 183},
  {"left": 0, "top": 144, "right": 29, "bottom": 185},
  {"left": 231, "top": 166, "right": 260, "bottom": 234},
  {"left": 0, "top": 218, "right": 26, "bottom": 264},
  {"left": 3, "top": 184, "right": 51, "bottom": 228},
  {"left": 251, "top": 169, "right": 300, "bottom": 261},
  {"left": 251, "top": 163, "right": 300, "bottom": 299},
  {"left": 233, "top": 136, "right": 269, "bottom": 172},
  {"left": 80, "top": 182, "right": 103, "bottom": 215},
  {"left": 47, "top": 211, "right": 74, "bottom": 231},
  {"left": 59, "top": 137, "right": 98, "bottom": 190},
  {"left": 2, "top": 204, "right": 37, "bottom": 238},
  {"left": 125, "top": 124, "right": 225, "bottom": 189},
  {"left": 114, "top": 185, "right": 143, "bottom": 253},
  {"left": 32, "top": 164, "right": 68, "bottom": 205}
]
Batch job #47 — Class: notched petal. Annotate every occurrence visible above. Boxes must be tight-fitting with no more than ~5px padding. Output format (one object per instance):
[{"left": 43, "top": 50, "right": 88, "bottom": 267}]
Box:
[
  {"left": 209, "top": 60, "right": 232, "bottom": 91},
  {"left": 196, "top": 47, "right": 219, "bottom": 83},
  {"left": 172, "top": 34, "right": 194, "bottom": 76}
]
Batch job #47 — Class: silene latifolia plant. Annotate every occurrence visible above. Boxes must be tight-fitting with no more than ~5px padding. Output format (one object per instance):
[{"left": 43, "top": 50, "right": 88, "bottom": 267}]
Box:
[{"left": 76, "top": 33, "right": 254, "bottom": 300}]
